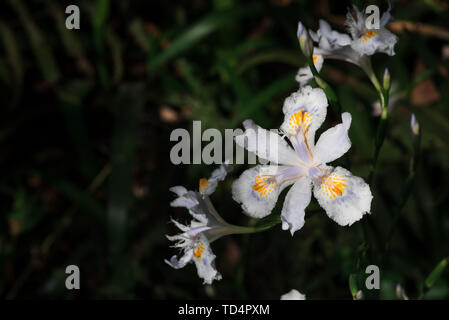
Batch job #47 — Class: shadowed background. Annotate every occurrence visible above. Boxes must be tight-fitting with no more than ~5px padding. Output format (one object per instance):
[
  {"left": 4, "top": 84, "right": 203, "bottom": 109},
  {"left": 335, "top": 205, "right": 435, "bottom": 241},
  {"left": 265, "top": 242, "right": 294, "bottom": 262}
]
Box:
[{"left": 0, "top": 0, "right": 448, "bottom": 299}]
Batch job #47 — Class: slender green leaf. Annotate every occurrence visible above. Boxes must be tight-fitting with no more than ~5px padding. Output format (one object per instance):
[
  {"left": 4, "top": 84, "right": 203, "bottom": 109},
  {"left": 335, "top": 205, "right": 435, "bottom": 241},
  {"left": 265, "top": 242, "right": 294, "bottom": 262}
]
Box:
[
  {"left": 425, "top": 258, "right": 448, "bottom": 289},
  {"left": 147, "top": 4, "right": 261, "bottom": 72},
  {"left": 107, "top": 83, "right": 144, "bottom": 297},
  {"left": 231, "top": 72, "right": 296, "bottom": 127},
  {"left": 8, "top": 0, "right": 60, "bottom": 83}
]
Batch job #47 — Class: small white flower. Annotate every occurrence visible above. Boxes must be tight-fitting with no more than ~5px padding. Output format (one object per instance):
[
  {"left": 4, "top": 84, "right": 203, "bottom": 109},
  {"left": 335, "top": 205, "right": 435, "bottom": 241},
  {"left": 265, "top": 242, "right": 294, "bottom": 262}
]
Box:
[
  {"left": 165, "top": 164, "right": 233, "bottom": 285},
  {"left": 346, "top": 4, "right": 397, "bottom": 57},
  {"left": 198, "top": 163, "right": 229, "bottom": 196},
  {"left": 295, "top": 53, "right": 324, "bottom": 86},
  {"left": 281, "top": 289, "right": 306, "bottom": 300},
  {"left": 232, "top": 86, "right": 372, "bottom": 235},
  {"left": 295, "top": 5, "right": 397, "bottom": 86}
]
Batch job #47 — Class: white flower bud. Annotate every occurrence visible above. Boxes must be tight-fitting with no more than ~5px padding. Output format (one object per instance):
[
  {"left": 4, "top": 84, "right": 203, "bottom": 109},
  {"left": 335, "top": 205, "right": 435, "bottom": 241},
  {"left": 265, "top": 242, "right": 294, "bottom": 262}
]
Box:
[{"left": 297, "top": 21, "right": 314, "bottom": 58}]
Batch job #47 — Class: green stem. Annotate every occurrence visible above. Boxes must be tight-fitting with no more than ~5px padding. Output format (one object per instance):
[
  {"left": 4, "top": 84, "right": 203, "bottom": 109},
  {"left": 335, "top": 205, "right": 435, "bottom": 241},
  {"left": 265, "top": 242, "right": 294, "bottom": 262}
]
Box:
[
  {"left": 367, "top": 81, "right": 389, "bottom": 186},
  {"left": 384, "top": 133, "right": 420, "bottom": 252},
  {"left": 363, "top": 60, "right": 382, "bottom": 94},
  {"left": 418, "top": 258, "right": 448, "bottom": 300},
  {"left": 230, "top": 215, "right": 282, "bottom": 235},
  {"left": 232, "top": 215, "right": 281, "bottom": 299},
  {"left": 384, "top": 174, "right": 415, "bottom": 252},
  {"left": 358, "top": 60, "right": 390, "bottom": 263},
  {"left": 308, "top": 57, "right": 342, "bottom": 115}
]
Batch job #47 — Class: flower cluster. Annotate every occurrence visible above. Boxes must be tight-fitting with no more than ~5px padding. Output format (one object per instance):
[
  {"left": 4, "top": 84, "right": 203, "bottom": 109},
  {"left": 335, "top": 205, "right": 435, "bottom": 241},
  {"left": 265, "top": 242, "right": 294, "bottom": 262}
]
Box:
[
  {"left": 296, "top": 4, "right": 397, "bottom": 86},
  {"left": 165, "top": 3, "right": 401, "bottom": 298}
]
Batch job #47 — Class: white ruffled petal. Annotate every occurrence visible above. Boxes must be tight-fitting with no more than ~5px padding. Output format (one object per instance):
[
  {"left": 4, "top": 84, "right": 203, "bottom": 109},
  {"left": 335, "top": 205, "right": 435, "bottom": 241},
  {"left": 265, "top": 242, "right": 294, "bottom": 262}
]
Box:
[
  {"left": 345, "top": 6, "right": 365, "bottom": 39},
  {"left": 313, "top": 112, "right": 352, "bottom": 165},
  {"left": 319, "top": 20, "right": 352, "bottom": 49},
  {"left": 235, "top": 120, "right": 301, "bottom": 166},
  {"left": 351, "top": 28, "right": 397, "bottom": 56},
  {"left": 170, "top": 186, "right": 188, "bottom": 197},
  {"left": 165, "top": 250, "right": 194, "bottom": 269},
  {"left": 232, "top": 165, "right": 296, "bottom": 218},
  {"left": 313, "top": 166, "right": 372, "bottom": 226},
  {"left": 280, "top": 289, "right": 306, "bottom": 300},
  {"left": 281, "top": 176, "right": 312, "bottom": 235},
  {"left": 375, "top": 28, "right": 397, "bottom": 56},
  {"left": 281, "top": 86, "right": 328, "bottom": 145},
  {"left": 380, "top": 4, "right": 393, "bottom": 28},
  {"left": 170, "top": 190, "right": 198, "bottom": 209},
  {"left": 170, "top": 218, "right": 190, "bottom": 233},
  {"left": 166, "top": 235, "right": 222, "bottom": 284},
  {"left": 191, "top": 236, "right": 222, "bottom": 284},
  {"left": 200, "top": 163, "right": 231, "bottom": 196},
  {"left": 170, "top": 188, "right": 213, "bottom": 222},
  {"left": 185, "top": 225, "right": 211, "bottom": 237}
]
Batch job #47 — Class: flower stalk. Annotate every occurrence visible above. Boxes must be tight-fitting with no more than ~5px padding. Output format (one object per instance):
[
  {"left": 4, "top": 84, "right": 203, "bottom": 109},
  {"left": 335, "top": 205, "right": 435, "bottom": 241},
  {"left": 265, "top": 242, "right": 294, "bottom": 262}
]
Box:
[
  {"left": 384, "top": 114, "right": 421, "bottom": 251},
  {"left": 366, "top": 67, "right": 390, "bottom": 185},
  {"left": 418, "top": 257, "right": 448, "bottom": 299},
  {"left": 308, "top": 56, "right": 342, "bottom": 116},
  {"left": 223, "top": 214, "right": 282, "bottom": 236}
]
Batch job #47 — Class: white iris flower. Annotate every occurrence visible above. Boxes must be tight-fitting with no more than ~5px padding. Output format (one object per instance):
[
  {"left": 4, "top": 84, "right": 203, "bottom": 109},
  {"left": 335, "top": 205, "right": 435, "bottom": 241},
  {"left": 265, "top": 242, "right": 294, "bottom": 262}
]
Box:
[
  {"left": 165, "top": 164, "right": 235, "bottom": 284},
  {"left": 345, "top": 4, "right": 397, "bottom": 57},
  {"left": 232, "top": 86, "right": 373, "bottom": 235},
  {"left": 296, "top": 4, "right": 397, "bottom": 86}
]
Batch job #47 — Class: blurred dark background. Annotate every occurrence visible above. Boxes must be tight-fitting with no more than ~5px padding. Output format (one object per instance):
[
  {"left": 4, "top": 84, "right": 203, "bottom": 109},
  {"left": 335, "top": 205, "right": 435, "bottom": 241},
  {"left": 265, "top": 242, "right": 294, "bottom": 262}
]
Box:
[{"left": 0, "top": 0, "right": 448, "bottom": 299}]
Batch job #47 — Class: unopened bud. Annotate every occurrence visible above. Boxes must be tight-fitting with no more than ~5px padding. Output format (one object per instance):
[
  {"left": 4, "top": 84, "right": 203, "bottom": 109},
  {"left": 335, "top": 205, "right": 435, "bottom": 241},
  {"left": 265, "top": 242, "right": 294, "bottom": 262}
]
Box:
[
  {"left": 355, "top": 290, "right": 364, "bottom": 300},
  {"left": 410, "top": 113, "right": 421, "bottom": 151},
  {"left": 297, "top": 21, "right": 314, "bottom": 58},
  {"left": 383, "top": 68, "right": 390, "bottom": 91},
  {"left": 395, "top": 283, "right": 409, "bottom": 300},
  {"left": 410, "top": 113, "right": 420, "bottom": 137}
]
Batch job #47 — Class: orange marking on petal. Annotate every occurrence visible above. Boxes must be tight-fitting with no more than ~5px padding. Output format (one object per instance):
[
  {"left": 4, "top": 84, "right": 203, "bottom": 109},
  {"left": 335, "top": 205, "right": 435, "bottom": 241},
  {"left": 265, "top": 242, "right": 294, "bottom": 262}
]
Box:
[
  {"left": 252, "top": 175, "right": 276, "bottom": 200},
  {"left": 321, "top": 173, "right": 347, "bottom": 199},
  {"left": 288, "top": 110, "right": 313, "bottom": 135},
  {"left": 193, "top": 242, "right": 205, "bottom": 260},
  {"left": 361, "top": 30, "right": 378, "bottom": 43},
  {"left": 199, "top": 178, "right": 209, "bottom": 195},
  {"left": 312, "top": 54, "right": 321, "bottom": 65}
]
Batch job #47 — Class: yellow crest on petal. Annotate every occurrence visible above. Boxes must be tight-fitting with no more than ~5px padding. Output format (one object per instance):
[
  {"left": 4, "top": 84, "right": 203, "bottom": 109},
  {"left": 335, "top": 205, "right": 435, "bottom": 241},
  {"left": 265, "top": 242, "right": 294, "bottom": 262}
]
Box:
[
  {"left": 199, "top": 178, "right": 209, "bottom": 195},
  {"left": 361, "top": 30, "right": 378, "bottom": 43},
  {"left": 193, "top": 242, "right": 205, "bottom": 261},
  {"left": 252, "top": 175, "right": 276, "bottom": 200},
  {"left": 320, "top": 173, "right": 347, "bottom": 199},
  {"left": 287, "top": 110, "right": 313, "bottom": 135}
]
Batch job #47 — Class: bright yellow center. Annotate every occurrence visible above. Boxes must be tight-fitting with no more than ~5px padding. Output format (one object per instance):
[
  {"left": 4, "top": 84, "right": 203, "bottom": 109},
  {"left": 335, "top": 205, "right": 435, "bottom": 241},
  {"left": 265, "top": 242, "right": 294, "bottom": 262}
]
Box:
[
  {"left": 288, "top": 110, "right": 313, "bottom": 135},
  {"left": 361, "top": 30, "right": 378, "bottom": 43},
  {"left": 193, "top": 242, "right": 205, "bottom": 260},
  {"left": 321, "top": 173, "right": 347, "bottom": 199},
  {"left": 252, "top": 175, "right": 276, "bottom": 200}
]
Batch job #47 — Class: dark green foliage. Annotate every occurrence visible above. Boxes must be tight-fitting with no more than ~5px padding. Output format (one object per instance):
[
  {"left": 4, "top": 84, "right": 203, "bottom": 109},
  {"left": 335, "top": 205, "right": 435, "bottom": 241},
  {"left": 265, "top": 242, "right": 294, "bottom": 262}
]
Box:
[{"left": 0, "top": 0, "right": 448, "bottom": 299}]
